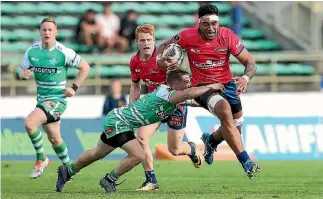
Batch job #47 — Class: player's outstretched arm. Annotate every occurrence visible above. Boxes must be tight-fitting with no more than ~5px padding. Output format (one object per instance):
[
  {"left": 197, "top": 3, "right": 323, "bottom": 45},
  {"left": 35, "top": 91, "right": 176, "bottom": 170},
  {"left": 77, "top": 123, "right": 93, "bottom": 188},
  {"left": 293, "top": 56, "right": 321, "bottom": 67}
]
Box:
[
  {"left": 129, "top": 81, "right": 141, "bottom": 103},
  {"left": 169, "top": 83, "right": 224, "bottom": 104}
]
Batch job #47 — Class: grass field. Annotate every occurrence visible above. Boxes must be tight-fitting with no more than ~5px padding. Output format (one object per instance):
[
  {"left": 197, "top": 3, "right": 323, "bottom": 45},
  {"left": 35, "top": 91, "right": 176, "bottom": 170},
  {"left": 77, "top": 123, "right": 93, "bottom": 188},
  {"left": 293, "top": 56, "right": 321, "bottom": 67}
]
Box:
[{"left": 2, "top": 160, "right": 323, "bottom": 199}]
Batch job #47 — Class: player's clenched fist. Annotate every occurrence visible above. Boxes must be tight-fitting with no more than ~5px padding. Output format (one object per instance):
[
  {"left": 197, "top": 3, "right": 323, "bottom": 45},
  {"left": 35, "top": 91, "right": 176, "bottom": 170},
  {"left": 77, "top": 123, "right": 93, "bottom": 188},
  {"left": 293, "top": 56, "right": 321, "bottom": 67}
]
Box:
[
  {"left": 156, "top": 55, "right": 178, "bottom": 71},
  {"left": 61, "top": 87, "right": 76, "bottom": 97},
  {"left": 21, "top": 68, "right": 33, "bottom": 79}
]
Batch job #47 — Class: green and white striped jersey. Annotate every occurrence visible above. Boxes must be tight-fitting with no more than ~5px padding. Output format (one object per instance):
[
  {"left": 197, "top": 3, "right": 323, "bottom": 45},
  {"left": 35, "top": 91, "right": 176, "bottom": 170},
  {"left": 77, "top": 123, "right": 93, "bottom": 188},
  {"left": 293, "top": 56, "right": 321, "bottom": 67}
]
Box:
[
  {"left": 22, "top": 41, "right": 82, "bottom": 102},
  {"left": 105, "top": 84, "right": 178, "bottom": 132}
]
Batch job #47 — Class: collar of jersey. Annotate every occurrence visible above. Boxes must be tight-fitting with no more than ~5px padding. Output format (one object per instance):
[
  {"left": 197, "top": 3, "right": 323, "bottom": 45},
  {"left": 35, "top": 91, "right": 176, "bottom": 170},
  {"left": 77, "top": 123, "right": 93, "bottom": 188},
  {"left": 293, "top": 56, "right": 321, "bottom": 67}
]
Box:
[{"left": 40, "top": 41, "right": 57, "bottom": 51}]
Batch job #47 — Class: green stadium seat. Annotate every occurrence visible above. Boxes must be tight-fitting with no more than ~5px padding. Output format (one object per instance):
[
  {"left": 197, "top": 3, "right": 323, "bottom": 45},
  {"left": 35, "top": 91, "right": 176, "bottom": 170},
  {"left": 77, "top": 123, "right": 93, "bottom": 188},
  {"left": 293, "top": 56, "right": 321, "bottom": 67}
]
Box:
[
  {"left": 155, "top": 28, "right": 181, "bottom": 39},
  {"left": 167, "top": 3, "right": 191, "bottom": 13},
  {"left": 1, "top": 30, "right": 16, "bottom": 40},
  {"left": 137, "top": 15, "right": 161, "bottom": 26},
  {"left": 59, "top": 3, "right": 83, "bottom": 13},
  {"left": 13, "top": 29, "right": 36, "bottom": 40},
  {"left": 16, "top": 3, "right": 39, "bottom": 13},
  {"left": 122, "top": 2, "right": 142, "bottom": 12},
  {"left": 58, "top": 29, "right": 75, "bottom": 39},
  {"left": 55, "top": 16, "right": 79, "bottom": 26},
  {"left": 242, "top": 40, "right": 280, "bottom": 51},
  {"left": 67, "top": 67, "right": 96, "bottom": 78},
  {"left": 38, "top": 2, "right": 61, "bottom": 13},
  {"left": 80, "top": 2, "right": 104, "bottom": 13},
  {"left": 15, "top": 16, "right": 40, "bottom": 26},
  {"left": 161, "top": 15, "right": 185, "bottom": 26},
  {"left": 181, "top": 15, "right": 195, "bottom": 26},
  {"left": 1, "top": 16, "right": 16, "bottom": 26},
  {"left": 141, "top": 2, "right": 165, "bottom": 13},
  {"left": 242, "top": 29, "right": 265, "bottom": 39},
  {"left": 99, "top": 65, "right": 131, "bottom": 77},
  {"left": 1, "top": 3, "right": 16, "bottom": 14},
  {"left": 212, "top": 2, "right": 231, "bottom": 14}
]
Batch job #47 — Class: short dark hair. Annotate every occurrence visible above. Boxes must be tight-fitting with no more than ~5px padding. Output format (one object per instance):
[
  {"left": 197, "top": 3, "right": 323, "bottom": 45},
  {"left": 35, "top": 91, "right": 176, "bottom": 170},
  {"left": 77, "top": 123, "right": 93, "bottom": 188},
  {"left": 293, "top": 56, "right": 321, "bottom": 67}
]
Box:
[
  {"left": 86, "top": 9, "right": 96, "bottom": 14},
  {"left": 166, "top": 69, "right": 190, "bottom": 85},
  {"left": 40, "top": 18, "right": 57, "bottom": 28},
  {"left": 197, "top": 4, "right": 219, "bottom": 18}
]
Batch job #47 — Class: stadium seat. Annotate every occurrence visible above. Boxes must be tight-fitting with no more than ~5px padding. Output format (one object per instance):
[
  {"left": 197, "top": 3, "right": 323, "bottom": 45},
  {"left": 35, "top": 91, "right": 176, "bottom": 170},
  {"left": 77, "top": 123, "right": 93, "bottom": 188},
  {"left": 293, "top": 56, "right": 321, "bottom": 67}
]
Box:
[
  {"left": 16, "top": 3, "right": 39, "bottom": 13},
  {"left": 212, "top": 2, "right": 231, "bottom": 14},
  {"left": 57, "top": 29, "right": 75, "bottom": 40},
  {"left": 1, "top": 30, "right": 16, "bottom": 40},
  {"left": 1, "top": 3, "right": 16, "bottom": 14},
  {"left": 55, "top": 16, "right": 79, "bottom": 26},
  {"left": 242, "top": 29, "right": 265, "bottom": 39},
  {"left": 13, "top": 29, "right": 36, "bottom": 40},
  {"left": 80, "top": 2, "right": 104, "bottom": 13},
  {"left": 15, "top": 16, "right": 40, "bottom": 26},
  {"left": 166, "top": 3, "right": 194, "bottom": 13},
  {"left": 141, "top": 2, "right": 165, "bottom": 13},
  {"left": 59, "top": 3, "right": 84, "bottom": 14},
  {"left": 137, "top": 15, "right": 162, "bottom": 26},
  {"left": 1, "top": 16, "right": 16, "bottom": 26},
  {"left": 38, "top": 2, "right": 62, "bottom": 13},
  {"left": 98, "top": 65, "right": 131, "bottom": 77},
  {"left": 155, "top": 28, "right": 181, "bottom": 39}
]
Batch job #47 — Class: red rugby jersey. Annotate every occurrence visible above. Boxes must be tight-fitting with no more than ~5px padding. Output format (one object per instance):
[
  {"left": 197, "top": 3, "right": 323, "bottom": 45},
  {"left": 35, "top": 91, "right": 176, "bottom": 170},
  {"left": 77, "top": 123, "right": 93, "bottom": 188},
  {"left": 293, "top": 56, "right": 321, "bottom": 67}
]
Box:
[
  {"left": 177, "top": 27, "right": 244, "bottom": 86},
  {"left": 129, "top": 47, "right": 167, "bottom": 93}
]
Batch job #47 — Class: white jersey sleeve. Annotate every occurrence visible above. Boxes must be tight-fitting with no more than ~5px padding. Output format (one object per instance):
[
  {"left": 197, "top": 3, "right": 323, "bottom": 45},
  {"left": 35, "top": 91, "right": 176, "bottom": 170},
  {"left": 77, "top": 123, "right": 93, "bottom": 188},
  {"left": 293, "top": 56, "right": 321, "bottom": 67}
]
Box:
[
  {"left": 59, "top": 43, "right": 82, "bottom": 68},
  {"left": 155, "top": 84, "right": 176, "bottom": 101},
  {"left": 22, "top": 50, "right": 32, "bottom": 69}
]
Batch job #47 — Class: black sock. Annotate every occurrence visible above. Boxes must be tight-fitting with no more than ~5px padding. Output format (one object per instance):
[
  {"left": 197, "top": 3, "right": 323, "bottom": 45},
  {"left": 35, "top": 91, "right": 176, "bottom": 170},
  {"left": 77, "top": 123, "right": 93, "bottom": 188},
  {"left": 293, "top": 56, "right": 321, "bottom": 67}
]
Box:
[{"left": 208, "top": 134, "right": 223, "bottom": 149}]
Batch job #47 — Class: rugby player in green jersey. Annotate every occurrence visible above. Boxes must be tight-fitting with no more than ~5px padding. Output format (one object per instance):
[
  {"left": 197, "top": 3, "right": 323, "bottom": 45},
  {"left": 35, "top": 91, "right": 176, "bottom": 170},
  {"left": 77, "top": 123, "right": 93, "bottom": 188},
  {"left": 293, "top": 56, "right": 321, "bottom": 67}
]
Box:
[
  {"left": 56, "top": 69, "right": 225, "bottom": 194},
  {"left": 21, "top": 18, "right": 91, "bottom": 179}
]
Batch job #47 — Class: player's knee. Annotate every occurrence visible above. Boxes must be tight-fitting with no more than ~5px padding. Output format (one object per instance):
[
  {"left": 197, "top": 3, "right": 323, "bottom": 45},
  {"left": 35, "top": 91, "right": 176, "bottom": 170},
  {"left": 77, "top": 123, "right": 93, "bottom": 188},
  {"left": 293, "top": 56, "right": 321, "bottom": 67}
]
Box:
[
  {"left": 136, "top": 136, "right": 149, "bottom": 147},
  {"left": 24, "top": 120, "right": 37, "bottom": 133},
  {"left": 48, "top": 136, "right": 62, "bottom": 146},
  {"left": 133, "top": 153, "right": 146, "bottom": 164},
  {"left": 168, "top": 146, "right": 181, "bottom": 156}
]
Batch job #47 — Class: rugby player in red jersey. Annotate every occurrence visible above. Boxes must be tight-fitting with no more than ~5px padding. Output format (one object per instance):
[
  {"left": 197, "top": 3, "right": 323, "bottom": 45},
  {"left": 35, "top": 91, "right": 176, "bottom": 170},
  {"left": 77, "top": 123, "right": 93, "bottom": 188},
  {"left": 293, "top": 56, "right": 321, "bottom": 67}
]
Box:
[
  {"left": 157, "top": 4, "right": 260, "bottom": 179},
  {"left": 129, "top": 24, "right": 202, "bottom": 190}
]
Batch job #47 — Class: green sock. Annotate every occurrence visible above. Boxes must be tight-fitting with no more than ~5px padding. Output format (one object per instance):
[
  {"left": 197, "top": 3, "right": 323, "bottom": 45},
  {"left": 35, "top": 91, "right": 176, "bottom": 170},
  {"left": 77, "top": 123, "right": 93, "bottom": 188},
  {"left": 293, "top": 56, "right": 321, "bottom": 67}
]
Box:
[
  {"left": 107, "top": 169, "right": 119, "bottom": 182},
  {"left": 67, "top": 162, "right": 78, "bottom": 176},
  {"left": 53, "top": 141, "right": 73, "bottom": 165},
  {"left": 28, "top": 129, "right": 45, "bottom": 161}
]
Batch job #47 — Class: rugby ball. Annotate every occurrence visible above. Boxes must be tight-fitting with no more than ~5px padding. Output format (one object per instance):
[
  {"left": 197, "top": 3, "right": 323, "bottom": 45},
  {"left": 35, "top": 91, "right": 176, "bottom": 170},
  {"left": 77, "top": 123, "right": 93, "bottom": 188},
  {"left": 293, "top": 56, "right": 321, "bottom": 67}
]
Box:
[{"left": 162, "top": 43, "right": 184, "bottom": 67}]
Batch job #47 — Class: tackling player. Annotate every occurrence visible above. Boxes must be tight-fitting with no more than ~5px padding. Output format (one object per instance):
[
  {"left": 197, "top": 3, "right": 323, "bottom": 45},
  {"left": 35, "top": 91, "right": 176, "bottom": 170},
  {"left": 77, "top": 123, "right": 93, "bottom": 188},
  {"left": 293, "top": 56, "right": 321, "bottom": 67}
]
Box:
[
  {"left": 129, "top": 24, "right": 201, "bottom": 191},
  {"left": 56, "top": 70, "right": 224, "bottom": 193},
  {"left": 157, "top": 4, "right": 260, "bottom": 179},
  {"left": 21, "top": 18, "right": 91, "bottom": 178}
]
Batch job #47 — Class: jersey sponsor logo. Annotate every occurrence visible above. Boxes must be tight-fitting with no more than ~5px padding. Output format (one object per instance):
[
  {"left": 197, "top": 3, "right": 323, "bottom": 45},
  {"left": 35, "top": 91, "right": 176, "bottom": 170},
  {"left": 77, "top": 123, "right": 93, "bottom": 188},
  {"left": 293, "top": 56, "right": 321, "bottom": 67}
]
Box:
[
  {"left": 149, "top": 69, "right": 160, "bottom": 74},
  {"left": 49, "top": 57, "right": 58, "bottom": 65},
  {"left": 54, "top": 111, "right": 61, "bottom": 118},
  {"left": 104, "top": 127, "right": 115, "bottom": 135},
  {"left": 187, "top": 33, "right": 197, "bottom": 37},
  {"left": 31, "top": 57, "right": 39, "bottom": 62},
  {"left": 44, "top": 100, "right": 55, "bottom": 107},
  {"left": 216, "top": 47, "right": 228, "bottom": 53},
  {"left": 169, "top": 115, "right": 183, "bottom": 126},
  {"left": 156, "top": 110, "right": 169, "bottom": 120},
  {"left": 190, "top": 48, "right": 200, "bottom": 54},
  {"left": 135, "top": 69, "right": 141, "bottom": 73},
  {"left": 235, "top": 42, "right": 242, "bottom": 49},
  {"left": 34, "top": 67, "right": 57, "bottom": 74},
  {"left": 192, "top": 60, "right": 225, "bottom": 69}
]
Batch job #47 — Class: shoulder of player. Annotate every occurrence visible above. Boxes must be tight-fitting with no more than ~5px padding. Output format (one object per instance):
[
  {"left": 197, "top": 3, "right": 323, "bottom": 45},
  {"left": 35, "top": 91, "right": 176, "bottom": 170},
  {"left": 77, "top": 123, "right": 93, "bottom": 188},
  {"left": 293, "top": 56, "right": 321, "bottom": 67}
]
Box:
[
  {"left": 26, "top": 41, "right": 41, "bottom": 52},
  {"left": 219, "top": 27, "right": 235, "bottom": 38},
  {"left": 55, "top": 42, "right": 77, "bottom": 55},
  {"left": 129, "top": 52, "right": 139, "bottom": 66}
]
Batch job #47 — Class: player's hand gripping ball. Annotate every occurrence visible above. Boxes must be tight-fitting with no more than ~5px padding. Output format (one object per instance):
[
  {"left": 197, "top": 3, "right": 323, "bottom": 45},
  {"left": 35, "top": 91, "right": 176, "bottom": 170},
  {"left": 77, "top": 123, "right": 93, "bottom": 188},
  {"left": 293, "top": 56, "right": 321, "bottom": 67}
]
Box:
[{"left": 162, "top": 43, "right": 184, "bottom": 71}]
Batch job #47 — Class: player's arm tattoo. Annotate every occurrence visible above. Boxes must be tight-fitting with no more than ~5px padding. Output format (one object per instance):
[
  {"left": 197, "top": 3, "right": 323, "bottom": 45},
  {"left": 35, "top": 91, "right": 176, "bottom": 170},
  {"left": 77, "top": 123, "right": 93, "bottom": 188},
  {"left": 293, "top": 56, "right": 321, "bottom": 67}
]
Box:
[{"left": 244, "top": 61, "right": 257, "bottom": 79}]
